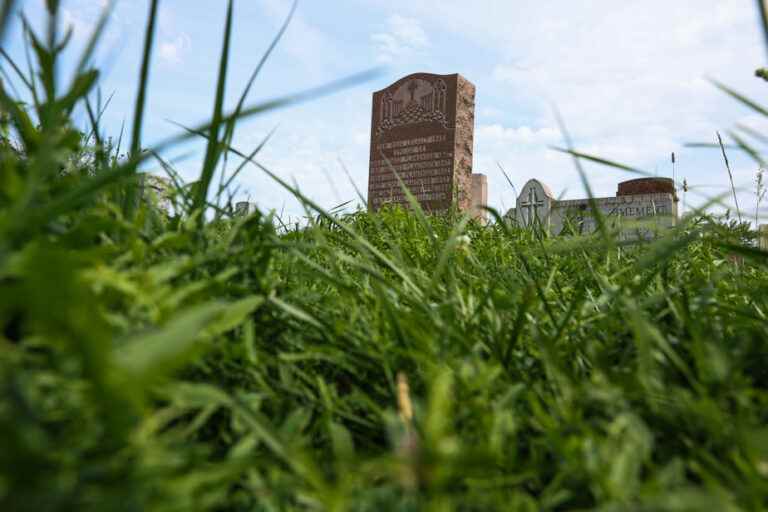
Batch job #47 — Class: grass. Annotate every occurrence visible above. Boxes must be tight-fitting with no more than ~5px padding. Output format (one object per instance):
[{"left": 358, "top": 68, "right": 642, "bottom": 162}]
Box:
[{"left": 1, "top": 1, "right": 768, "bottom": 511}]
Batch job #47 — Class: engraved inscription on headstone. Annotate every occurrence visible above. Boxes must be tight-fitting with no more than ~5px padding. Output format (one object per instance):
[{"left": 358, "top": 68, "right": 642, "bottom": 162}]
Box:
[
  {"left": 368, "top": 73, "right": 476, "bottom": 212},
  {"left": 551, "top": 194, "right": 677, "bottom": 237}
]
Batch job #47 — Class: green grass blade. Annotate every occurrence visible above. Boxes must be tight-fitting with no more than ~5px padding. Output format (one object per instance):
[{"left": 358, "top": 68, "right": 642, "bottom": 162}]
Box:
[
  {"left": 194, "top": 0, "right": 234, "bottom": 218},
  {"left": 728, "top": 130, "right": 766, "bottom": 167},
  {"left": 711, "top": 79, "right": 768, "bottom": 117},
  {"left": 126, "top": 0, "right": 160, "bottom": 217},
  {"left": 0, "top": 47, "right": 34, "bottom": 91},
  {"left": 149, "top": 68, "right": 379, "bottom": 158},
  {"left": 75, "top": 0, "right": 114, "bottom": 75},
  {"left": 114, "top": 302, "right": 226, "bottom": 382},
  {"left": 338, "top": 157, "right": 367, "bottom": 206},
  {"left": 552, "top": 105, "right": 611, "bottom": 244},
  {"left": 756, "top": 0, "right": 768, "bottom": 60},
  {"left": 220, "top": 125, "right": 277, "bottom": 194},
  {"left": 719, "top": 242, "right": 768, "bottom": 261},
  {"left": 717, "top": 131, "right": 742, "bottom": 222},
  {"left": 550, "top": 146, "right": 650, "bottom": 176},
  {"left": 223, "top": 0, "right": 296, "bottom": 144},
  {"left": 684, "top": 142, "right": 741, "bottom": 150},
  {"left": 497, "top": 161, "right": 518, "bottom": 197},
  {"left": 736, "top": 123, "right": 768, "bottom": 146},
  {"left": 0, "top": 0, "right": 18, "bottom": 45},
  {"left": 379, "top": 150, "right": 438, "bottom": 251}
]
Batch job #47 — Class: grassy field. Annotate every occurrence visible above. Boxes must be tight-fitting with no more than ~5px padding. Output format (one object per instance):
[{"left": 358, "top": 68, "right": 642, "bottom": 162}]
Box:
[{"left": 2, "top": 1, "right": 768, "bottom": 510}]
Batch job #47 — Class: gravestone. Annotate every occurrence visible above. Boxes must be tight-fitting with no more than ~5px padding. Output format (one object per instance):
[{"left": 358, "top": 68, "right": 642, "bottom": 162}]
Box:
[
  {"left": 515, "top": 179, "right": 554, "bottom": 226},
  {"left": 510, "top": 177, "right": 678, "bottom": 238},
  {"left": 235, "top": 201, "right": 251, "bottom": 217},
  {"left": 368, "top": 73, "right": 476, "bottom": 212},
  {"left": 471, "top": 173, "right": 488, "bottom": 221}
]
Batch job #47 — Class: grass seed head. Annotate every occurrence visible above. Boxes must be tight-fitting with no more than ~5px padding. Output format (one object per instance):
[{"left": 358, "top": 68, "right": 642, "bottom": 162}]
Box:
[{"left": 397, "top": 371, "right": 413, "bottom": 426}]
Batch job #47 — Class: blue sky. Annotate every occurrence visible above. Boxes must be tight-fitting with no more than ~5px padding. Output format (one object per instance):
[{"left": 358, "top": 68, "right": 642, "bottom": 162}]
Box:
[{"left": 5, "top": 0, "right": 768, "bottom": 222}]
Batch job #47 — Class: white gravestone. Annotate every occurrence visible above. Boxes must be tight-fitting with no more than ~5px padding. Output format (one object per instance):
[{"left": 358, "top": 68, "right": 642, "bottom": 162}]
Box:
[{"left": 516, "top": 179, "right": 554, "bottom": 228}]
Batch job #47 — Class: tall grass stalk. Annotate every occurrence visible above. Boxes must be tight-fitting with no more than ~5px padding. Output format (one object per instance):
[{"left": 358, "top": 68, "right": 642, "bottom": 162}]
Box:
[
  {"left": 756, "top": 167, "right": 766, "bottom": 226},
  {"left": 125, "top": 0, "right": 159, "bottom": 218},
  {"left": 717, "top": 130, "right": 743, "bottom": 222}
]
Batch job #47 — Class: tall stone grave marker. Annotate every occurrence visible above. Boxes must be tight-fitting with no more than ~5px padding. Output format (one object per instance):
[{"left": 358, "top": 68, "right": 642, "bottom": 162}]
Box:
[{"left": 368, "top": 73, "right": 476, "bottom": 212}]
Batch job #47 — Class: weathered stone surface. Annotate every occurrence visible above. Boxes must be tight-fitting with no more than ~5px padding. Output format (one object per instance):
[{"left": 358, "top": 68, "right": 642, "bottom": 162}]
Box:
[
  {"left": 515, "top": 179, "right": 555, "bottom": 227},
  {"left": 470, "top": 173, "right": 487, "bottom": 221},
  {"left": 235, "top": 201, "right": 250, "bottom": 217},
  {"left": 617, "top": 177, "right": 675, "bottom": 197},
  {"left": 760, "top": 224, "right": 768, "bottom": 250},
  {"left": 550, "top": 193, "right": 677, "bottom": 236},
  {"left": 368, "top": 73, "right": 476, "bottom": 212},
  {"left": 453, "top": 75, "right": 476, "bottom": 211}
]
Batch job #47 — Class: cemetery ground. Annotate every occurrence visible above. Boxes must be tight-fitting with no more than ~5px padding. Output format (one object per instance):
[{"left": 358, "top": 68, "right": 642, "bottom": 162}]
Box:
[{"left": 3, "top": 2, "right": 768, "bottom": 511}]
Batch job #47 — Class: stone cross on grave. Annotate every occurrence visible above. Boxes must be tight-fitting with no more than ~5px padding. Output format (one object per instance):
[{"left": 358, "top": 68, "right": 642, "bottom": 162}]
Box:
[{"left": 520, "top": 186, "right": 544, "bottom": 224}]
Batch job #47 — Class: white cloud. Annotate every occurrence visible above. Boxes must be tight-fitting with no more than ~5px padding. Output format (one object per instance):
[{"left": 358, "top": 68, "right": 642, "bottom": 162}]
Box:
[
  {"left": 155, "top": 6, "right": 192, "bottom": 65},
  {"left": 52, "top": 2, "right": 124, "bottom": 67},
  {"left": 158, "top": 0, "right": 763, "bottom": 221},
  {"left": 476, "top": 124, "right": 559, "bottom": 146},
  {"left": 230, "top": 118, "right": 370, "bottom": 220},
  {"left": 59, "top": 1, "right": 118, "bottom": 42},
  {"left": 358, "top": 0, "right": 765, "bottom": 216},
  {"left": 256, "top": 0, "right": 344, "bottom": 80},
  {"left": 158, "top": 5, "right": 177, "bottom": 34},
  {"left": 61, "top": 8, "right": 95, "bottom": 39},
  {"left": 479, "top": 106, "right": 503, "bottom": 119},
  {"left": 159, "top": 33, "right": 191, "bottom": 65},
  {"left": 371, "top": 15, "right": 429, "bottom": 63}
]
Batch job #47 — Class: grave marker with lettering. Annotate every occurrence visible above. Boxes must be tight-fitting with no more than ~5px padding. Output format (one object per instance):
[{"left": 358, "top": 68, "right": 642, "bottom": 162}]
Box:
[
  {"left": 368, "top": 73, "right": 477, "bottom": 212},
  {"left": 510, "top": 177, "right": 679, "bottom": 238}
]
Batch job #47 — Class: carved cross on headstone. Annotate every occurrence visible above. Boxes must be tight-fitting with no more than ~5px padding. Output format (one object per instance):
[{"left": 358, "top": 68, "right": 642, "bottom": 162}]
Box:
[
  {"left": 520, "top": 186, "right": 544, "bottom": 225},
  {"left": 407, "top": 80, "right": 418, "bottom": 105}
]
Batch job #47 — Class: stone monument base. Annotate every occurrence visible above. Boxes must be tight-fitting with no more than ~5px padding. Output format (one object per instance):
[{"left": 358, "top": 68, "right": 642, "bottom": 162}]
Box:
[{"left": 470, "top": 173, "right": 487, "bottom": 222}]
